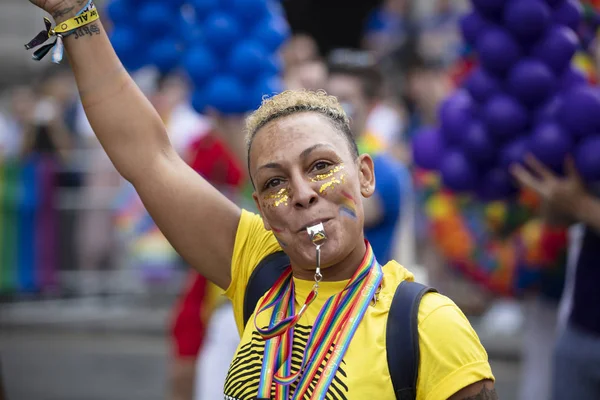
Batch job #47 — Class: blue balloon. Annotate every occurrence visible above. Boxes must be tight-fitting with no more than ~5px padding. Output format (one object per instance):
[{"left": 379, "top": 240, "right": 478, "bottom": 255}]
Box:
[
  {"left": 190, "top": 0, "right": 219, "bottom": 19},
  {"left": 483, "top": 95, "right": 529, "bottom": 141},
  {"left": 137, "top": 2, "right": 176, "bottom": 37},
  {"left": 203, "top": 75, "right": 247, "bottom": 114},
  {"left": 203, "top": 12, "right": 242, "bottom": 54},
  {"left": 575, "top": 136, "right": 600, "bottom": 182},
  {"left": 529, "top": 122, "right": 573, "bottom": 171},
  {"left": 461, "top": 120, "right": 496, "bottom": 166},
  {"left": 439, "top": 90, "right": 476, "bottom": 145},
  {"left": 504, "top": 0, "right": 551, "bottom": 41},
  {"left": 440, "top": 150, "right": 478, "bottom": 192},
  {"left": 252, "top": 16, "right": 290, "bottom": 52},
  {"left": 465, "top": 67, "right": 502, "bottom": 103},
  {"left": 507, "top": 59, "right": 556, "bottom": 107},
  {"left": 178, "top": 14, "right": 204, "bottom": 45},
  {"left": 107, "top": 0, "right": 131, "bottom": 24},
  {"left": 553, "top": 0, "right": 583, "bottom": 31},
  {"left": 182, "top": 45, "right": 218, "bottom": 86},
  {"left": 500, "top": 137, "right": 530, "bottom": 168},
  {"left": 109, "top": 27, "right": 145, "bottom": 71},
  {"left": 532, "top": 25, "right": 578, "bottom": 74},
  {"left": 477, "top": 27, "right": 522, "bottom": 75},
  {"left": 228, "top": 40, "right": 268, "bottom": 82},
  {"left": 249, "top": 75, "right": 284, "bottom": 110},
  {"left": 148, "top": 38, "right": 181, "bottom": 73},
  {"left": 228, "top": 0, "right": 269, "bottom": 26},
  {"left": 264, "top": 55, "right": 284, "bottom": 76},
  {"left": 191, "top": 89, "right": 207, "bottom": 114},
  {"left": 412, "top": 128, "right": 445, "bottom": 170}
]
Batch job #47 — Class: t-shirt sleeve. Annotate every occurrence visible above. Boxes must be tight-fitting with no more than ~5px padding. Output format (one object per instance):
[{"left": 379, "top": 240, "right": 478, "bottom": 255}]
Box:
[
  {"left": 373, "top": 156, "right": 404, "bottom": 222},
  {"left": 416, "top": 293, "right": 495, "bottom": 400},
  {"left": 225, "top": 209, "right": 282, "bottom": 334}
]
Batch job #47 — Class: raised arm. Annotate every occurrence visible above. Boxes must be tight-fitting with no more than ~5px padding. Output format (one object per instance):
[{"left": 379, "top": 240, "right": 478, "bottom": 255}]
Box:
[{"left": 28, "top": 0, "right": 241, "bottom": 289}]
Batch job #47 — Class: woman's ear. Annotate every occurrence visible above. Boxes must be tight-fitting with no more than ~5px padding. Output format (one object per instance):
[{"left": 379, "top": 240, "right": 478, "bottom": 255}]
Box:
[{"left": 357, "top": 154, "right": 376, "bottom": 198}]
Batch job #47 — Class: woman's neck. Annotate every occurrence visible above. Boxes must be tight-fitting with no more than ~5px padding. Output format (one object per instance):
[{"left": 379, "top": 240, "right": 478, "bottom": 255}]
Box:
[{"left": 290, "top": 239, "right": 368, "bottom": 282}]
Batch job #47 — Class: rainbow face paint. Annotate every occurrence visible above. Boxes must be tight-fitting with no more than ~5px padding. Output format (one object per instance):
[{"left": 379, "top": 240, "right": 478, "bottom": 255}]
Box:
[
  {"left": 339, "top": 191, "right": 357, "bottom": 220},
  {"left": 311, "top": 164, "right": 346, "bottom": 194},
  {"left": 264, "top": 188, "right": 289, "bottom": 207}
]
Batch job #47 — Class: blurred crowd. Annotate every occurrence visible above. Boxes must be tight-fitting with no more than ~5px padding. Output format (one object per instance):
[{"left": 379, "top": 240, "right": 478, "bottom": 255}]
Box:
[{"left": 1, "top": 0, "right": 600, "bottom": 399}]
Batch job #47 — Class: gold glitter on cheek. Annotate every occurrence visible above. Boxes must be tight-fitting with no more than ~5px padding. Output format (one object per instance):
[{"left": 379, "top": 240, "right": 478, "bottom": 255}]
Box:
[
  {"left": 264, "top": 187, "right": 289, "bottom": 207},
  {"left": 310, "top": 164, "right": 345, "bottom": 182},
  {"left": 319, "top": 173, "right": 346, "bottom": 194}
]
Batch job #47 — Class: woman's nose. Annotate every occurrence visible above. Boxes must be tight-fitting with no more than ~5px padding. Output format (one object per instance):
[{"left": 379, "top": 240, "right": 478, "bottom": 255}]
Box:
[{"left": 290, "top": 176, "right": 318, "bottom": 209}]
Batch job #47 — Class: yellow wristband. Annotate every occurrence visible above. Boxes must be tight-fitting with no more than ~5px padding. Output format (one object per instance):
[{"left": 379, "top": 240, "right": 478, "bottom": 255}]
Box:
[{"left": 53, "top": 8, "right": 99, "bottom": 35}]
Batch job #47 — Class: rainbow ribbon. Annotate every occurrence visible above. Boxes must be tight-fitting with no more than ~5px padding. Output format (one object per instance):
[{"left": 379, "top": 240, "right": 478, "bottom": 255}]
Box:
[{"left": 254, "top": 241, "right": 383, "bottom": 400}]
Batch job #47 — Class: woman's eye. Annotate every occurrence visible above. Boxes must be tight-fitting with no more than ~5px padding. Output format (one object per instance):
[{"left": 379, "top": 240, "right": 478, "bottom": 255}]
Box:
[
  {"left": 313, "top": 161, "right": 330, "bottom": 171},
  {"left": 265, "top": 178, "right": 282, "bottom": 189}
]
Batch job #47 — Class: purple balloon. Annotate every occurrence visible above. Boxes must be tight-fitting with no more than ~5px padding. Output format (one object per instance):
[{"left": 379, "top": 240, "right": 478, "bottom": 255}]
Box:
[
  {"left": 477, "top": 27, "right": 522, "bottom": 75},
  {"left": 477, "top": 167, "right": 518, "bottom": 200},
  {"left": 507, "top": 59, "right": 556, "bottom": 107},
  {"left": 412, "top": 128, "right": 446, "bottom": 170},
  {"left": 439, "top": 90, "right": 476, "bottom": 145},
  {"left": 460, "top": 11, "right": 493, "bottom": 46},
  {"left": 559, "top": 86, "right": 600, "bottom": 136},
  {"left": 440, "top": 150, "right": 478, "bottom": 192},
  {"left": 483, "top": 95, "right": 529, "bottom": 141},
  {"left": 472, "top": 0, "right": 507, "bottom": 19},
  {"left": 553, "top": 0, "right": 583, "bottom": 31},
  {"left": 465, "top": 67, "right": 502, "bottom": 103},
  {"left": 500, "top": 137, "right": 530, "bottom": 168},
  {"left": 529, "top": 122, "right": 573, "bottom": 170},
  {"left": 504, "top": 0, "right": 551, "bottom": 41},
  {"left": 532, "top": 25, "right": 579, "bottom": 74},
  {"left": 561, "top": 66, "right": 588, "bottom": 90},
  {"left": 575, "top": 136, "right": 600, "bottom": 182},
  {"left": 534, "top": 95, "right": 564, "bottom": 123},
  {"left": 461, "top": 120, "right": 496, "bottom": 165}
]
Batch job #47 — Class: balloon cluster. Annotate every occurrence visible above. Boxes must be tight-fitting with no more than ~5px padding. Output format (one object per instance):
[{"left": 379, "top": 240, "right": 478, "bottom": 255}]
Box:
[
  {"left": 106, "top": 0, "right": 289, "bottom": 114},
  {"left": 413, "top": 0, "right": 600, "bottom": 201}
]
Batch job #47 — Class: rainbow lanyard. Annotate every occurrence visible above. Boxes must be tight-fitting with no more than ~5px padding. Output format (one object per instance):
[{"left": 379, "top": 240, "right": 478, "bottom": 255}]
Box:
[{"left": 254, "top": 242, "right": 383, "bottom": 400}]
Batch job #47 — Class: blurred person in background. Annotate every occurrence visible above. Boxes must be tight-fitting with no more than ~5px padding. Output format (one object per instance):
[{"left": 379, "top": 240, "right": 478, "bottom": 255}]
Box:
[
  {"left": 18, "top": 67, "right": 77, "bottom": 292},
  {"left": 362, "top": 0, "right": 411, "bottom": 59},
  {"left": 0, "top": 86, "right": 35, "bottom": 160},
  {"left": 326, "top": 50, "right": 410, "bottom": 265},
  {"left": 512, "top": 155, "right": 600, "bottom": 400},
  {"left": 170, "top": 110, "right": 249, "bottom": 400}
]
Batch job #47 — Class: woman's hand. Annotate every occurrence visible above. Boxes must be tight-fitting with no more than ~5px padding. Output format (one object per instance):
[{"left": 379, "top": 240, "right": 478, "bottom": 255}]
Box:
[{"left": 28, "top": 0, "right": 84, "bottom": 23}]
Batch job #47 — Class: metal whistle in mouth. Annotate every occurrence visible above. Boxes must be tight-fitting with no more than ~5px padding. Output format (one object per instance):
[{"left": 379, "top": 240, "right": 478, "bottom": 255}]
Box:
[{"left": 306, "top": 223, "right": 327, "bottom": 289}]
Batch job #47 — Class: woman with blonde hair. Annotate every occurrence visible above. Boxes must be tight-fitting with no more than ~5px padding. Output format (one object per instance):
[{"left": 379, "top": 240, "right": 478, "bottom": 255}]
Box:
[{"left": 25, "top": 1, "right": 497, "bottom": 398}]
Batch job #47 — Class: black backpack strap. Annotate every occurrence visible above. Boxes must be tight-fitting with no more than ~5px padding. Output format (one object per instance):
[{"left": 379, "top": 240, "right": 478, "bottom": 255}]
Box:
[
  {"left": 243, "top": 251, "right": 290, "bottom": 327},
  {"left": 386, "top": 281, "right": 438, "bottom": 400}
]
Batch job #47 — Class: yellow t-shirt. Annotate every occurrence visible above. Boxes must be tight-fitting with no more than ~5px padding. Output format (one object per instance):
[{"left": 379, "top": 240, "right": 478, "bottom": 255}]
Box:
[{"left": 224, "top": 211, "right": 494, "bottom": 400}]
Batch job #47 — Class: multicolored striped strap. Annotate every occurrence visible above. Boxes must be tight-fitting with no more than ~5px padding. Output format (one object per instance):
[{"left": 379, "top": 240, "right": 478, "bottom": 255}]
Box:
[{"left": 255, "top": 241, "right": 383, "bottom": 400}]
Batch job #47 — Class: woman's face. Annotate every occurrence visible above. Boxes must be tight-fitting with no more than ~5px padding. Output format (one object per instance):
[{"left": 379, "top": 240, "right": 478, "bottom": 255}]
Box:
[{"left": 250, "top": 112, "right": 376, "bottom": 271}]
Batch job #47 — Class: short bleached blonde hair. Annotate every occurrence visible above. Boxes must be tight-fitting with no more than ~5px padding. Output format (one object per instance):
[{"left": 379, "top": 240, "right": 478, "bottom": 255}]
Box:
[{"left": 244, "top": 90, "right": 358, "bottom": 164}]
